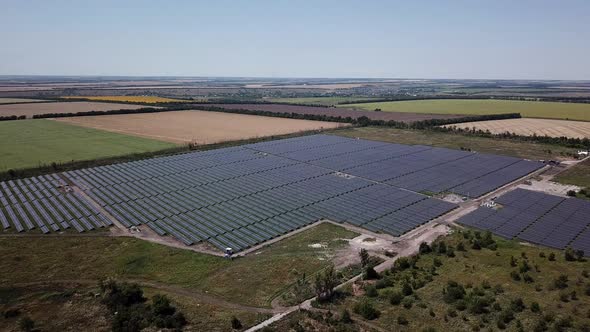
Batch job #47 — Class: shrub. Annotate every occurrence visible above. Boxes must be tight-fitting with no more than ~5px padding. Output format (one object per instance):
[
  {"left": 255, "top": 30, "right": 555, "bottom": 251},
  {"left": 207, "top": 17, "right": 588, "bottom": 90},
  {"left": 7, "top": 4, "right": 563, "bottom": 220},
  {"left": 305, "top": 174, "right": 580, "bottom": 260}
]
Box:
[
  {"left": 433, "top": 257, "right": 443, "bottom": 267},
  {"left": 510, "top": 298, "right": 525, "bottom": 312},
  {"left": 353, "top": 299, "right": 380, "bottom": 320},
  {"left": 443, "top": 281, "right": 466, "bottom": 303},
  {"left": 364, "top": 266, "right": 380, "bottom": 280},
  {"left": 419, "top": 242, "right": 432, "bottom": 254},
  {"left": 402, "top": 282, "right": 413, "bottom": 296},
  {"left": 365, "top": 285, "right": 378, "bottom": 297},
  {"left": 340, "top": 309, "right": 352, "bottom": 323},
  {"left": 19, "top": 316, "right": 35, "bottom": 332},
  {"left": 457, "top": 242, "right": 466, "bottom": 251},
  {"left": 402, "top": 297, "right": 414, "bottom": 309},
  {"left": 471, "top": 240, "right": 482, "bottom": 250},
  {"left": 567, "top": 190, "right": 577, "bottom": 197},
  {"left": 523, "top": 274, "right": 535, "bottom": 283},
  {"left": 359, "top": 248, "right": 370, "bottom": 267},
  {"left": 531, "top": 301, "right": 541, "bottom": 313},
  {"left": 565, "top": 248, "right": 577, "bottom": 261},
  {"left": 548, "top": 253, "right": 556, "bottom": 261},
  {"left": 510, "top": 256, "right": 517, "bottom": 267},
  {"left": 389, "top": 291, "right": 404, "bottom": 305},
  {"left": 554, "top": 274, "right": 569, "bottom": 289},
  {"left": 510, "top": 271, "right": 521, "bottom": 281},
  {"left": 397, "top": 315, "right": 409, "bottom": 325},
  {"left": 375, "top": 277, "right": 393, "bottom": 289},
  {"left": 231, "top": 316, "right": 243, "bottom": 329}
]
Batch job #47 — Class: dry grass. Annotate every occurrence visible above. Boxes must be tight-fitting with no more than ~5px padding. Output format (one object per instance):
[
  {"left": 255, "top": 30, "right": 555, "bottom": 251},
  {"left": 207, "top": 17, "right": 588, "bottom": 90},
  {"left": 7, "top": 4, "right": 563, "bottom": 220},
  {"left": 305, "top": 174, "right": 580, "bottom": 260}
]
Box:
[
  {"left": 63, "top": 96, "right": 189, "bottom": 103},
  {"left": 444, "top": 118, "right": 590, "bottom": 139},
  {"left": 55, "top": 110, "right": 348, "bottom": 144},
  {"left": 0, "top": 98, "right": 48, "bottom": 104},
  {"left": 0, "top": 101, "right": 151, "bottom": 118}
]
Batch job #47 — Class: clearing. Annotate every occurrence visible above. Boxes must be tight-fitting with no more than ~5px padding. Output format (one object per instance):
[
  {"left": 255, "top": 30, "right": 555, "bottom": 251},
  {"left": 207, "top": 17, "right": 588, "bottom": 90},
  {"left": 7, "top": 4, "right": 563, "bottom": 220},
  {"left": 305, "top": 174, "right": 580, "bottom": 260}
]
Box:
[
  {"left": 443, "top": 118, "right": 590, "bottom": 139},
  {"left": 335, "top": 126, "right": 579, "bottom": 161},
  {"left": 0, "top": 101, "right": 151, "bottom": 118},
  {"left": 62, "top": 96, "right": 189, "bottom": 103},
  {"left": 342, "top": 99, "right": 590, "bottom": 121},
  {"left": 55, "top": 110, "right": 348, "bottom": 144},
  {"left": 0, "top": 119, "right": 175, "bottom": 171}
]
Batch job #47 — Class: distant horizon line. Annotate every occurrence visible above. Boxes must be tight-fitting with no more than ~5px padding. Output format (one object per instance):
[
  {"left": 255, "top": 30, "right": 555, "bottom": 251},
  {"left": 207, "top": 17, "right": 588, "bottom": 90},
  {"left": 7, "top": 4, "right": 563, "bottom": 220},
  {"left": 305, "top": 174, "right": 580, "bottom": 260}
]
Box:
[{"left": 0, "top": 74, "right": 589, "bottom": 82}]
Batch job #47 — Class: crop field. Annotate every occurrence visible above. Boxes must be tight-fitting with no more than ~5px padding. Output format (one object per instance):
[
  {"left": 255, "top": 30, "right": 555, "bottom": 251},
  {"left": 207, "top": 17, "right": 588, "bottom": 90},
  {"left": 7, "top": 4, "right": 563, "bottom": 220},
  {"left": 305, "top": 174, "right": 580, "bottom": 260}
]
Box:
[
  {"left": 193, "top": 103, "right": 465, "bottom": 123},
  {"left": 55, "top": 110, "right": 348, "bottom": 144},
  {"left": 336, "top": 127, "right": 580, "bottom": 160},
  {"left": 0, "top": 120, "right": 175, "bottom": 171},
  {"left": 342, "top": 99, "right": 590, "bottom": 121},
  {"left": 0, "top": 101, "right": 151, "bottom": 118},
  {"left": 266, "top": 97, "right": 382, "bottom": 106},
  {"left": 62, "top": 96, "right": 189, "bottom": 103},
  {"left": 0, "top": 98, "right": 48, "bottom": 104},
  {"left": 444, "top": 118, "right": 590, "bottom": 139}
]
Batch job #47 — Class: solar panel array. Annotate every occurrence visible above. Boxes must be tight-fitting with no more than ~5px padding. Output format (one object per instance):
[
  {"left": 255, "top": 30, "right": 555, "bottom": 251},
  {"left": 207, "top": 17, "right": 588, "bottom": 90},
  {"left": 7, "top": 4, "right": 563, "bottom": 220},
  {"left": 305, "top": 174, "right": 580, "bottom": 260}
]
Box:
[
  {"left": 1, "top": 134, "right": 545, "bottom": 253},
  {"left": 0, "top": 174, "right": 112, "bottom": 234},
  {"left": 458, "top": 188, "right": 590, "bottom": 252}
]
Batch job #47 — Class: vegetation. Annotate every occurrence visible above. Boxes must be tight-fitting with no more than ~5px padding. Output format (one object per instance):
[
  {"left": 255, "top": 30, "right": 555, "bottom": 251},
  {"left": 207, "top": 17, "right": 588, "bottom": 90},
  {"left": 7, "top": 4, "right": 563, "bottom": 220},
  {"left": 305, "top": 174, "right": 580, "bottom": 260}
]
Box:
[
  {"left": 298, "top": 229, "right": 590, "bottom": 331},
  {"left": 335, "top": 126, "right": 580, "bottom": 160},
  {"left": 0, "top": 119, "right": 176, "bottom": 172},
  {"left": 0, "top": 223, "right": 357, "bottom": 308},
  {"left": 555, "top": 158, "right": 590, "bottom": 199},
  {"left": 342, "top": 99, "right": 590, "bottom": 121},
  {"left": 266, "top": 96, "right": 382, "bottom": 106}
]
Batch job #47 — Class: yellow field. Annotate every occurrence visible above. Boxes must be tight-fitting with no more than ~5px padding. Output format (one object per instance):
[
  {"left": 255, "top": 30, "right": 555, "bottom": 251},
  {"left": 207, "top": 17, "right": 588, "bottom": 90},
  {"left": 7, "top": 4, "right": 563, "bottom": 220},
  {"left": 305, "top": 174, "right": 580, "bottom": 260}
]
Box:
[
  {"left": 443, "top": 118, "right": 590, "bottom": 139},
  {"left": 62, "top": 96, "right": 189, "bottom": 103}
]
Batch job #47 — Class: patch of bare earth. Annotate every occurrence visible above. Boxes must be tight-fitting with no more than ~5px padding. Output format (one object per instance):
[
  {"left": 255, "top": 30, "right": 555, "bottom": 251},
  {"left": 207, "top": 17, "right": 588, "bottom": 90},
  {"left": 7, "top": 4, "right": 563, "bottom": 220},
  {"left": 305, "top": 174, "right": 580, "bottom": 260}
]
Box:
[{"left": 55, "top": 110, "right": 348, "bottom": 144}]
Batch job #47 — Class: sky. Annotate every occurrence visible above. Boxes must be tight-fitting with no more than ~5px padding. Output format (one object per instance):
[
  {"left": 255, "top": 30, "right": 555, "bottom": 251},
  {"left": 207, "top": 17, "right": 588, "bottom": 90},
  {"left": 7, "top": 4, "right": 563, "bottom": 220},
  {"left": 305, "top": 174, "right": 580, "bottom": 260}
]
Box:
[{"left": 1, "top": 0, "right": 589, "bottom": 79}]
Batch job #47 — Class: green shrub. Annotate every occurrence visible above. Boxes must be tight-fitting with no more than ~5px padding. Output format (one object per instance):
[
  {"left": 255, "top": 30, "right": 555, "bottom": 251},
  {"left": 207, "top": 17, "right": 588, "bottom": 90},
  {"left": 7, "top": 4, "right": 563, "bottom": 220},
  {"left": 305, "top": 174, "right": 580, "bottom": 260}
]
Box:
[
  {"left": 389, "top": 291, "right": 404, "bottom": 305},
  {"left": 365, "top": 285, "right": 378, "bottom": 297},
  {"left": 397, "top": 315, "right": 409, "bottom": 325},
  {"left": 353, "top": 299, "right": 380, "bottom": 320}
]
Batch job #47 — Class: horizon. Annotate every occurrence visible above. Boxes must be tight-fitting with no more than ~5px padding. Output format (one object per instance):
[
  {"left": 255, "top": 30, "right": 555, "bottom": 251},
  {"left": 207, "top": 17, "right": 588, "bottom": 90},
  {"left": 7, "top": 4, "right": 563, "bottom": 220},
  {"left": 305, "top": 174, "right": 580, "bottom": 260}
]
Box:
[{"left": 1, "top": 0, "right": 589, "bottom": 80}]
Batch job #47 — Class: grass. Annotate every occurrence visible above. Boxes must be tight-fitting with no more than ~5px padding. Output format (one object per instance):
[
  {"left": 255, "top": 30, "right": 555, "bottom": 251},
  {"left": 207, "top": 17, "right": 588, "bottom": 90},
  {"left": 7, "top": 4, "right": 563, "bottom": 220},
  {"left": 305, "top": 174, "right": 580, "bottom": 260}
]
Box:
[
  {"left": 266, "top": 97, "right": 381, "bottom": 106},
  {"left": 334, "top": 126, "right": 578, "bottom": 160},
  {"left": 62, "top": 96, "right": 190, "bottom": 103},
  {"left": 0, "top": 223, "right": 358, "bottom": 308},
  {"left": 308, "top": 230, "right": 590, "bottom": 332},
  {"left": 341, "top": 99, "right": 590, "bottom": 121},
  {"left": 555, "top": 158, "right": 590, "bottom": 188},
  {"left": 0, "top": 119, "right": 176, "bottom": 171}
]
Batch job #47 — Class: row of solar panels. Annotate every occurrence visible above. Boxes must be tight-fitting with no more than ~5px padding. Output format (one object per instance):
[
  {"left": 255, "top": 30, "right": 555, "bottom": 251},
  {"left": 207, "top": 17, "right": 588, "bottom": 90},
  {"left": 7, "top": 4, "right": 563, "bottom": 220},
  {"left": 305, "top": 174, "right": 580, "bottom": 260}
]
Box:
[{"left": 458, "top": 188, "right": 590, "bottom": 252}]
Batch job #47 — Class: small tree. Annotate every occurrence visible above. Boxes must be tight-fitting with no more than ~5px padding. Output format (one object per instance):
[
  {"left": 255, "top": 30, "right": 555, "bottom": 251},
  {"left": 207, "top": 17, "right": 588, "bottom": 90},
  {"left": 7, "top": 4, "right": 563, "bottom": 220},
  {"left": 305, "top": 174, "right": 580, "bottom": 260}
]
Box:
[
  {"left": 565, "top": 248, "right": 577, "bottom": 261},
  {"left": 353, "top": 299, "right": 380, "bottom": 320},
  {"left": 314, "top": 265, "right": 338, "bottom": 301},
  {"left": 359, "top": 248, "right": 370, "bottom": 267},
  {"left": 231, "top": 316, "right": 242, "bottom": 330},
  {"left": 554, "top": 274, "right": 569, "bottom": 289}
]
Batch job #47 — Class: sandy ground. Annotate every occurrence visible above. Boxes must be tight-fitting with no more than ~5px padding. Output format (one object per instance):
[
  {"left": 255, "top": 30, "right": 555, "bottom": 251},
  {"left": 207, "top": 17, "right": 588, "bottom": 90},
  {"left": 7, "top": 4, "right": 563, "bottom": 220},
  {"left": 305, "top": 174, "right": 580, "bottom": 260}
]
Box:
[
  {"left": 444, "top": 118, "right": 590, "bottom": 139},
  {"left": 0, "top": 101, "right": 150, "bottom": 117},
  {"left": 55, "top": 110, "right": 348, "bottom": 144}
]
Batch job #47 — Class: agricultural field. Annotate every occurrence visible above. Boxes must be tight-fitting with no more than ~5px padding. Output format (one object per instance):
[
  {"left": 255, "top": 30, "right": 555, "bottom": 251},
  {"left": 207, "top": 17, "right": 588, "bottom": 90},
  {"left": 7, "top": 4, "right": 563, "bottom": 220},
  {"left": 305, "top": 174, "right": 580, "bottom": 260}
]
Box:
[
  {"left": 555, "top": 158, "right": 590, "bottom": 188},
  {"left": 335, "top": 126, "right": 579, "bottom": 161},
  {"left": 274, "top": 230, "right": 590, "bottom": 332},
  {"left": 55, "top": 110, "right": 348, "bottom": 144},
  {"left": 0, "top": 98, "right": 48, "bottom": 104},
  {"left": 0, "top": 119, "right": 175, "bottom": 171},
  {"left": 62, "top": 96, "right": 189, "bottom": 103},
  {"left": 444, "top": 118, "right": 590, "bottom": 139},
  {"left": 266, "top": 97, "right": 381, "bottom": 106},
  {"left": 0, "top": 101, "right": 151, "bottom": 118},
  {"left": 342, "top": 99, "right": 590, "bottom": 121},
  {"left": 194, "top": 103, "right": 464, "bottom": 122}
]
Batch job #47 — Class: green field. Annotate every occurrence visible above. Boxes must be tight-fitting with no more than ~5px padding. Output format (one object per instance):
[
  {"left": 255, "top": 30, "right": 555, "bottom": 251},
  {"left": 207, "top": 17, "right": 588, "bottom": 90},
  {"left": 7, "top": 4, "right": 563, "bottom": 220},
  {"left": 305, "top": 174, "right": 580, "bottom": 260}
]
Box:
[
  {"left": 335, "top": 127, "right": 579, "bottom": 161},
  {"left": 267, "top": 97, "right": 381, "bottom": 106},
  {"left": 555, "top": 159, "right": 590, "bottom": 188},
  {"left": 0, "top": 98, "right": 48, "bottom": 104},
  {"left": 0, "top": 119, "right": 176, "bottom": 171},
  {"left": 294, "top": 230, "right": 590, "bottom": 332},
  {"left": 0, "top": 223, "right": 357, "bottom": 308},
  {"left": 341, "top": 99, "right": 590, "bottom": 121}
]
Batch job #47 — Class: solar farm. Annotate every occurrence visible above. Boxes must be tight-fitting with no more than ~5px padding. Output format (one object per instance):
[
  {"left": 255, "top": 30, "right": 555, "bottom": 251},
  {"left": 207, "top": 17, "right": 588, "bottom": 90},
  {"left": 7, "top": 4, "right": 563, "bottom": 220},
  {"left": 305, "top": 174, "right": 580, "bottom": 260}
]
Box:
[
  {"left": 458, "top": 188, "right": 590, "bottom": 252},
  {"left": 0, "top": 134, "right": 553, "bottom": 254}
]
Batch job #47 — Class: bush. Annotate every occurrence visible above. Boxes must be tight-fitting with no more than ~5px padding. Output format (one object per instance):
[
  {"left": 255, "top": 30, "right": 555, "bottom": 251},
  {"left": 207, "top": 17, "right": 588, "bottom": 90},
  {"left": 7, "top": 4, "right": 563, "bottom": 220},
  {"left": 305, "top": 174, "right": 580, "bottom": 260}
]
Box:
[
  {"left": 531, "top": 301, "right": 541, "bottom": 313},
  {"left": 565, "top": 248, "right": 577, "bottom": 261},
  {"left": 510, "top": 271, "right": 521, "bottom": 281},
  {"left": 340, "top": 309, "right": 352, "bottom": 323},
  {"left": 554, "top": 274, "right": 569, "bottom": 289},
  {"left": 419, "top": 242, "right": 432, "bottom": 254},
  {"left": 443, "top": 281, "right": 466, "bottom": 303},
  {"left": 510, "top": 298, "right": 525, "bottom": 312},
  {"left": 19, "top": 316, "right": 35, "bottom": 332},
  {"left": 231, "top": 316, "right": 242, "bottom": 329},
  {"left": 353, "top": 299, "right": 380, "bottom": 320},
  {"left": 397, "top": 315, "right": 409, "bottom": 325},
  {"left": 375, "top": 277, "right": 393, "bottom": 289},
  {"left": 523, "top": 274, "right": 535, "bottom": 283},
  {"left": 389, "top": 291, "right": 404, "bottom": 305},
  {"left": 365, "top": 285, "right": 378, "bottom": 297},
  {"left": 402, "top": 297, "right": 414, "bottom": 309},
  {"left": 402, "top": 282, "right": 413, "bottom": 296},
  {"left": 567, "top": 190, "right": 577, "bottom": 197},
  {"left": 548, "top": 253, "right": 556, "bottom": 261},
  {"left": 363, "top": 266, "right": 380, "bottom": 280}
]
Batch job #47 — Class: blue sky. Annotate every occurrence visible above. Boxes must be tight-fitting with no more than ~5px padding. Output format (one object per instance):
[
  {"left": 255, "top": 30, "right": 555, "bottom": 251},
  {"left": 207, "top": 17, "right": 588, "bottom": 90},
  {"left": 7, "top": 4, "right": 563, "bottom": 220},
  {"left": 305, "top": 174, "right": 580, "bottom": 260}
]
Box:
[{"left": 1, "top": 0, "right": 589, "bottom": 79}]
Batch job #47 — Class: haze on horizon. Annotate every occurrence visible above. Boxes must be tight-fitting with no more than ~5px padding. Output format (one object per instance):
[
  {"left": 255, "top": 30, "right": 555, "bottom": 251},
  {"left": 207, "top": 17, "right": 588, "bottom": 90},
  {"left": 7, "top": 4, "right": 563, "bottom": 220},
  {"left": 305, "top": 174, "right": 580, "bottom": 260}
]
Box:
[{"left": 1, "top": 0, "right": 589, "bottom": 80}]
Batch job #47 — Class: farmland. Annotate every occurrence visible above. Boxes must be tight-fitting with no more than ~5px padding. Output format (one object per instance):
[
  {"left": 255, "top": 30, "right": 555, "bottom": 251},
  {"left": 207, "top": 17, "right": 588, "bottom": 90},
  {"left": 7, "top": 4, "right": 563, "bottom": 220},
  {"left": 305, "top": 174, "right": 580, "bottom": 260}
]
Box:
[
  {"left": 335, "top": 126, "right": 579, "bottom": 160},
  {"left": 266, "top": 97, "right": 381, "bottom": 106},
  {"left": 443, "top": 118, "right": 590, "bottom": 139},
  {"left": 0, "top": 120, "right": 175, "bottom": 171},
  {"left": 0, "top": 101, "right": 151, "bottom": 118},
  {"left": 193, "top": 103, "right": 464, "bottom": 122},
  {"left": 0, "top": 98, "right": 48, "bottom": 104},
  {"left": 55, "top": 110, "right": 348, "bottom": 144},
  {"left": 342, "top": 99, "right": 590, "bottom": 121},
  {"left": 62, "top": 96, "right": 189, "bottom": 103}
]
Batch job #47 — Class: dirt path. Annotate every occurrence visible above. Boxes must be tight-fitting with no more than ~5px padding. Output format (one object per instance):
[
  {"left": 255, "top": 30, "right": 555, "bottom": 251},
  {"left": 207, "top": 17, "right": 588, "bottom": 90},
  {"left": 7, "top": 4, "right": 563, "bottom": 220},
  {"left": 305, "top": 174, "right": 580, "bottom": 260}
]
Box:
[{"left": 7, "top": 279, "right": 279, "bottom": 314}]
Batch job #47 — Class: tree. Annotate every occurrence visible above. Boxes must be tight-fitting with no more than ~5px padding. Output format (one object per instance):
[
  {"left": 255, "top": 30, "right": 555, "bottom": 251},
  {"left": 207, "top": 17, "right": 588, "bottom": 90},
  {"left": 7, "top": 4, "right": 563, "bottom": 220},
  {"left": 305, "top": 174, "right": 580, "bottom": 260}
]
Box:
[
  {"left": 402, "top": 282, "right": 413, "bottom": 296},
  {"left": 419, "top": 242, "right": 432, "bottom": 254},
  {"left": 359, "top": 248, "right": 370, "bottom": 267},
  {"left": 389, "top": 291, "right": 404, "bottom": 305},
  {"left": 314, "top": 265, "right": 338, "bottom": 301},
  {"left": 364, "top": 266, "right": 380, "bottom": 280}
]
